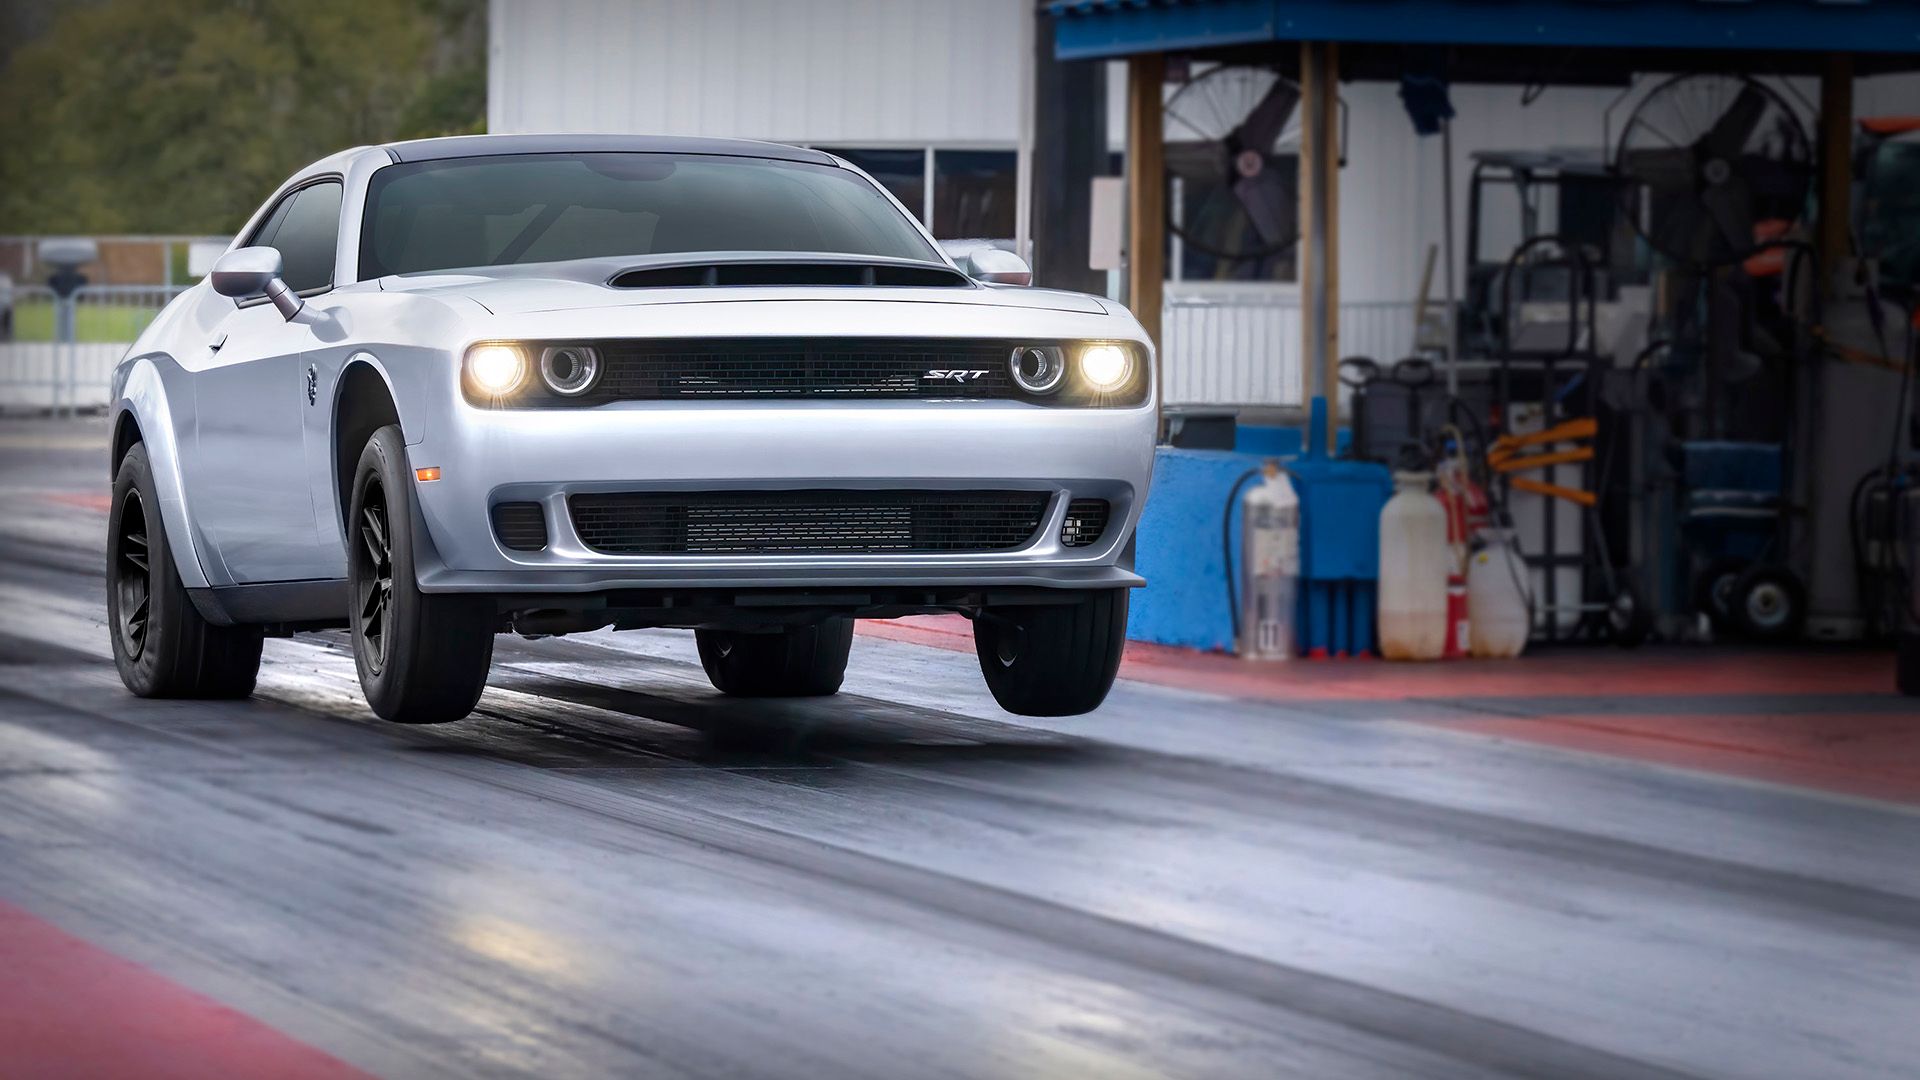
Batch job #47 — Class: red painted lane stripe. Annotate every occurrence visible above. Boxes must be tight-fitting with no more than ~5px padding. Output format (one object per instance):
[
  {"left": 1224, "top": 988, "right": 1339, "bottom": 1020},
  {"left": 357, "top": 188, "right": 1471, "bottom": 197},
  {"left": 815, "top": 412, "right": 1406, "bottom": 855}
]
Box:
[
  {"left": 859, "top": 618, "right": 1915, "bottom": 802},
  {"left": 40, "top": 492, "right": 112, "bottom": 513},
  {"left": 1451, "top": 711, "right": 1920, "bottom": 806},
  {"left": 856, "top": 616, "right": 1895, "bottom": 702},
  {"left": 0, "top": 901, "right": 371, "bottom": 1080}
]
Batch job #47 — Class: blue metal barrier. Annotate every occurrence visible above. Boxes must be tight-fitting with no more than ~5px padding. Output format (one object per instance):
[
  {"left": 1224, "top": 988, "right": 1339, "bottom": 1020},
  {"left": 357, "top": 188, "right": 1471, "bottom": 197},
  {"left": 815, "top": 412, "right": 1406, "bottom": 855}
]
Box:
[{"left": 1127, "top": 401, "right": 1390, "bottom": 655}]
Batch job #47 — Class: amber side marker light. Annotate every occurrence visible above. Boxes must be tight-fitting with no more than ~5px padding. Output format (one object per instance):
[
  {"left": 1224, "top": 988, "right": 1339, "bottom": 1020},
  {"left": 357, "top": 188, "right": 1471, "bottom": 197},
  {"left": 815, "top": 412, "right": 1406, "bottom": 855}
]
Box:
[{"left": 415, "top": 467, "right": 442, "bottom": 482}]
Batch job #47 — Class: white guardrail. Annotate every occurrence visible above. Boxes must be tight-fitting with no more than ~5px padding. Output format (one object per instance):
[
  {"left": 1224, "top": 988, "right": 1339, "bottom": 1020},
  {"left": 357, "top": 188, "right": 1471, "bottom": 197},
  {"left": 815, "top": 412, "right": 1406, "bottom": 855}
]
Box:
[
  {"left": 1, "top": 284, "right": 1418, "bottom": 413},
  {"left": 0, "top": 285, "right": 185, "bottom": 412}
]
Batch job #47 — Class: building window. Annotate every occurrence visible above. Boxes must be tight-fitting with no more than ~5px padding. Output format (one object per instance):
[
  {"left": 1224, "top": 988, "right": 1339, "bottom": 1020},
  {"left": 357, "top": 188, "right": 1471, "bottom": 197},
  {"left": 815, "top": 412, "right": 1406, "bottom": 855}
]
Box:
[
  {"left": 816, "top": 148, "right": 926, "bottom": 226},
  {"left": 932, "top": 150, "right": 1016, "bottom": 242},
  {"left": 815, "top": 147, "right": 1018, "bottom": 245}
]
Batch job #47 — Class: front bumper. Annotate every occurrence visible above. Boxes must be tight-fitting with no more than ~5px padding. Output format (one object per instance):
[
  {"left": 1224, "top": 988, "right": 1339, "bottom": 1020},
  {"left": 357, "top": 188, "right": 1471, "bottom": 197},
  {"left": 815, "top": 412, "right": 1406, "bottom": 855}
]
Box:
[{"left": 406, "top": 399, "right": 1156, "bottom": 595}]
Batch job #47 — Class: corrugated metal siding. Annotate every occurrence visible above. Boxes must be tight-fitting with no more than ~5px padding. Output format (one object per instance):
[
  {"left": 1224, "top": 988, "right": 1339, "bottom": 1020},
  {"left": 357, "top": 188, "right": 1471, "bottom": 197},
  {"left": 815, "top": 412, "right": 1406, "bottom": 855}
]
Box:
[
  {"left": 490, "top": 0, "right": 1026, "bottom": 144},
  {"left": 1162, "top": 294, "right": 1416, "bottom": 406}
]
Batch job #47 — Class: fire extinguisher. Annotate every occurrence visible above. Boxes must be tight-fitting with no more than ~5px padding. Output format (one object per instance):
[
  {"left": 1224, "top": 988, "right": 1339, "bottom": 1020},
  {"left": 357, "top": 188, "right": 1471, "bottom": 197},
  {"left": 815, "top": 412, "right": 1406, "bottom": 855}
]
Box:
[
  {"left": 1238, "top": 462, "right": 1300, "bottom": 660},
  {"left": 1435, "top": 435, "right": 1488, "bottom": 658}
]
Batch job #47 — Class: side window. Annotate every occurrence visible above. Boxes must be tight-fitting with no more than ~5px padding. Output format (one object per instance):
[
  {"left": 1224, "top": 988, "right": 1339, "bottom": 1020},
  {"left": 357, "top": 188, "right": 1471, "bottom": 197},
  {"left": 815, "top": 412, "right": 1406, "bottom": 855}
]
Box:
[
  {"left": 268, "top": 182, "right": 344, "bottom": 294},
  {"left": 245, "top": 195, "right": 297, "bottom": 251}
]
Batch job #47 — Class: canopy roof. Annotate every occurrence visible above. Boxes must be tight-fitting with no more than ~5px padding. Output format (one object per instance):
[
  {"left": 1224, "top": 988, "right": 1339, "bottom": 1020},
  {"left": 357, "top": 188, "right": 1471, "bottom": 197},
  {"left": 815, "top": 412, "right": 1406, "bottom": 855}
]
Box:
[{"left": 1049, "top": 0, "right": 1920, "bottom": 73}]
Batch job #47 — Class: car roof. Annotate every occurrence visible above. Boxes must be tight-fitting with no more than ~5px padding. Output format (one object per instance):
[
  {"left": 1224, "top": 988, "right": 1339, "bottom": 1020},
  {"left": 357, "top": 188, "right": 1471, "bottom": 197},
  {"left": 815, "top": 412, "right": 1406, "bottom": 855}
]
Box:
[{"left": 380, "top": 133, "right": 835, "bottom": 167}]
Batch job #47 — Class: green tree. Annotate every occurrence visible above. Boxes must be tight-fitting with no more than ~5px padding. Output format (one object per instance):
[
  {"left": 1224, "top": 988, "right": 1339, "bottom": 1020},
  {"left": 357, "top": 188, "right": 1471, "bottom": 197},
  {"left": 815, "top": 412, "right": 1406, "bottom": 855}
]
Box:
[{"left": 0, "top": 0, "right": 483, "bottom": 234}]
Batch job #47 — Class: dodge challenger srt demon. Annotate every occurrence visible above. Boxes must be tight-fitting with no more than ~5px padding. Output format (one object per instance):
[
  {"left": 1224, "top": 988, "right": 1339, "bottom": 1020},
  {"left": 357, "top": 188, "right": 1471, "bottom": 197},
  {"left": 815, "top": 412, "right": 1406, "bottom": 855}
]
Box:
[{"left": 108, "top": 135, "right": 1154, "bottom": 722}]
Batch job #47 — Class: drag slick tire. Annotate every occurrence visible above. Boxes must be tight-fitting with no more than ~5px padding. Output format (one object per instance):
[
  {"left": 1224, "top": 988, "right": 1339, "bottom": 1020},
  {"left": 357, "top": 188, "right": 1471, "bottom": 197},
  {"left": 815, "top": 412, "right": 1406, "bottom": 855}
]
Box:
[
  {"left": 973, "top": 589, "right": 1127, "bottom": 717},
  {"left": 697, "top": 618, "right": 854, "bottom": 697},
  {"left": 348, "top": 425, "right": 494, "bottom": 724},
  {"left": 108, "top": 443, "right": 263, "bottom": 698}
]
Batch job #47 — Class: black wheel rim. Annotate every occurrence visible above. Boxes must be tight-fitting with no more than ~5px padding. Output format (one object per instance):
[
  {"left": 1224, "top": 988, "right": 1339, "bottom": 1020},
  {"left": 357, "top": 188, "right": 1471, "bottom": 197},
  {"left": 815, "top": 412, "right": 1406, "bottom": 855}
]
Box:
[
  {"left": 113, "top": 489, "right": 152, "bottom": 660},
  {"left": 354, "top": 482, "right": 394, "bottom": 675}
]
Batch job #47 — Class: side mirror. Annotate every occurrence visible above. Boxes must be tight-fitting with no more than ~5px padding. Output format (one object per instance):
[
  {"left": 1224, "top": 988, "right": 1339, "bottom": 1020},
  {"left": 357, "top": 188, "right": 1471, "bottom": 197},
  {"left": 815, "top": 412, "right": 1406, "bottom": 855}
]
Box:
[
  {"left": 964, "top": 247, "right": 1032, "bottom": 287},
  {"left": 210, "top": 246, "right": 303, "bottom": 320}
]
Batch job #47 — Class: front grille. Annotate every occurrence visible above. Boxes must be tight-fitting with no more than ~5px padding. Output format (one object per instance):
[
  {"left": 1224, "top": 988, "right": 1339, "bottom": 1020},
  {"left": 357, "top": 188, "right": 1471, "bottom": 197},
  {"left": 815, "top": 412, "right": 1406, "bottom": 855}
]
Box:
[
  {"left": 1061, "top": 498, "right": 1110, "bottom": 547},
  {"left": 491, "top": 502, "right": 548, "bottom": 551},
  {"left": 589, "top": 339, "right": 1017, "bottom": 402},
  {"left": 569, "top": 490, "right": 1050, "bottom": 555}
]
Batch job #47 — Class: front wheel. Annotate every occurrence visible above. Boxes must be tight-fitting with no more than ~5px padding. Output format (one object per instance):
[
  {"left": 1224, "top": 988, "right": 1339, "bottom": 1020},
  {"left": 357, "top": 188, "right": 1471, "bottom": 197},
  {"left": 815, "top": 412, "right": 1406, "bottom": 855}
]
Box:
[
  {"left": 348, "top": 425, "right": 495, "bottom": 723},
  {"left": 696, "top": 619, "right": 854, "bottom": 697},
  {"left": 973, "top": 590, "right": 1128, "bottom": 716}
]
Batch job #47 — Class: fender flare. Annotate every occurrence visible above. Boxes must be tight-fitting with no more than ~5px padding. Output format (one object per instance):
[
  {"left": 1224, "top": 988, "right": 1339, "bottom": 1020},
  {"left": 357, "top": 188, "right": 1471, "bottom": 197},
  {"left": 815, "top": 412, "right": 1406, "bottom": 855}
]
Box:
[
  {"left": 330, "top": 349, "right": 455, "bottom": 574},
  {"left": 112, "top": 355, "right": 220, "bottom": 595}
]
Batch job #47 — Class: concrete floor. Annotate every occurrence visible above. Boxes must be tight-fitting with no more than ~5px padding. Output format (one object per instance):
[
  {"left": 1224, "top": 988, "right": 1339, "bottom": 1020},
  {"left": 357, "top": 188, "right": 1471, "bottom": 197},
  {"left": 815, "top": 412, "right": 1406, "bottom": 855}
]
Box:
[{"left": 1, "top": 415, "right": 1915, "bottom": 1079}]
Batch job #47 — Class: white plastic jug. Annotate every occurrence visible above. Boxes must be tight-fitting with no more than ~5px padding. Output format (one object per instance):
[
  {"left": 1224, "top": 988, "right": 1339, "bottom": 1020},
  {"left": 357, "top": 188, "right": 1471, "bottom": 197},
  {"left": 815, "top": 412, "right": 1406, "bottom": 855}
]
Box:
[
  {"left": 1378, "top": 471, "right": 1449, "bottom": 661},
  {"left": 1468, "top": 528, "right": 1531, "bottom": 658}
]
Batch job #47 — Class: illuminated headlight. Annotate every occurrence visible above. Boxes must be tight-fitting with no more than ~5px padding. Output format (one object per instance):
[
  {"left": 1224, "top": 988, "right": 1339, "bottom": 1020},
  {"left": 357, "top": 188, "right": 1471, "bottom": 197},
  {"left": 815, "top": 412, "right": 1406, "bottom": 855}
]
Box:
[
  {"left": 540, "top": 345, "right": 602, "bottom": 396},
  {"left": 466, "top": 344, "right": 528, "bottom": 396},
  {"left": 1078, "top": 343, "right": 1132, "bottom": 393}
]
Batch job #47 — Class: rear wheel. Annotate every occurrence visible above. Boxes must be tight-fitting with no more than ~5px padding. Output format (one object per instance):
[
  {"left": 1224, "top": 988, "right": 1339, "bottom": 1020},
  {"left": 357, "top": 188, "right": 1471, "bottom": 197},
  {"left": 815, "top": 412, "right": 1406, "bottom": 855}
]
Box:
[
  {"left": 973, "top": 589, "right": 1127, "bottom": 716},
  {"left": 696, "top": 619, "right": 854, "bottom": 697},
  {"left": 108, "top": 444, "right": 263, "bottom": 698},
  {"left": 348, "top": 425, "right": 495, "bottom": 723}
]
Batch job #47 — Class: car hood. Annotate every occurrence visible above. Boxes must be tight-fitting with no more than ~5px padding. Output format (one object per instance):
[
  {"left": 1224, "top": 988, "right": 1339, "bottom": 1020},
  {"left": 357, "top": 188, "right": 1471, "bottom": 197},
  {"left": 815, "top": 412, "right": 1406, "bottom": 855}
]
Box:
[{"left": 376, "top": 253, "right": 1109, "bottom": 316}]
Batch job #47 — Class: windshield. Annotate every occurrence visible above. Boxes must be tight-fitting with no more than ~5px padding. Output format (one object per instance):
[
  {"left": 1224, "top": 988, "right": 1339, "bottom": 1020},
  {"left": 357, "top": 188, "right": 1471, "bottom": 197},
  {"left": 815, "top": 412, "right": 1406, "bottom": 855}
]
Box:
[{"left": 359, "top": 152, "right": 937, "bottom": 277}]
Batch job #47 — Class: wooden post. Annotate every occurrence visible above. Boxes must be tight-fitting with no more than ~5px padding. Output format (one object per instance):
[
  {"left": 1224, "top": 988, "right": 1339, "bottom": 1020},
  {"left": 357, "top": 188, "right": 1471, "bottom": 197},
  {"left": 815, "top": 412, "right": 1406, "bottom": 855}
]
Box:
[
  {"left": 1125, "top": 53, "right": 1166, "bottom": 367},
  {"left": 1817, "top": 53, "right": 1854, "bottom": 294},
  {"left": 1299, "top": 41, "right": 1341, "bottom": 453}
]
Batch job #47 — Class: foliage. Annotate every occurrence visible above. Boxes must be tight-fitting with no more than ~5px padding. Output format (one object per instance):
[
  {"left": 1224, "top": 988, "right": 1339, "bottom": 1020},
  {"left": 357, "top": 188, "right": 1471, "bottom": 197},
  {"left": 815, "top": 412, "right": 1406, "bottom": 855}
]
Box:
[{"left": 0, "top": 0, "right": 485, "bottom": 235}]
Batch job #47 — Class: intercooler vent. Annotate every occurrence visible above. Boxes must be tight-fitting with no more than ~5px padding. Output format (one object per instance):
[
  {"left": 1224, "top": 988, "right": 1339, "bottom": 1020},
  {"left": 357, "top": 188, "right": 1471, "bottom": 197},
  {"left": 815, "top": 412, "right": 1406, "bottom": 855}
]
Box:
[
  {"left": 491, "top": 502, "right": 549, "bottom": 552},
  {"left": 1060, "top": 499, "right": 1111, "bottom": 547},
  {"left": 610, "top": 262, "right": 970, "bottom": 289},
  {"left": 568, "top": 490, "right": 1049, "bottom": 555}
]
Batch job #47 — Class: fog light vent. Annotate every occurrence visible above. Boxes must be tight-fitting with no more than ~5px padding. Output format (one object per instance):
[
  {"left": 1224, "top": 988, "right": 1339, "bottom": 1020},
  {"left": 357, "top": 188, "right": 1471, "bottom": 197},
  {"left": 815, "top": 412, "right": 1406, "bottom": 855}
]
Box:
[
  {"left": 1061, "top": 498, "right": 1110, "bottom": 547},
  {"left": 492, "top": 502, "right": 548, "bottom": 552}
]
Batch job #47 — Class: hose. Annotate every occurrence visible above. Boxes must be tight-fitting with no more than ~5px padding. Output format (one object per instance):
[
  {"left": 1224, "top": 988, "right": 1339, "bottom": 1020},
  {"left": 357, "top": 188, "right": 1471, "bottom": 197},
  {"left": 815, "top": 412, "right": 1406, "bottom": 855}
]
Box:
[
  {"left": 1222, "top": 467, "right": 1265, "bottom": 647},
  {"left": 1850, "top": 466, "right": 1893, "bottom": 638}
]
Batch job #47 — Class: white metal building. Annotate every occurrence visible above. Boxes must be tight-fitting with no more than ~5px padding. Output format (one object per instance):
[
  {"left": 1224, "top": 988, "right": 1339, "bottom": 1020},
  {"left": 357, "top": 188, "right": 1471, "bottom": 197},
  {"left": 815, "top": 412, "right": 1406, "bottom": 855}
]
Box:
[{"left": 488, "top": 0, "right": 1920, "bottom": 409}]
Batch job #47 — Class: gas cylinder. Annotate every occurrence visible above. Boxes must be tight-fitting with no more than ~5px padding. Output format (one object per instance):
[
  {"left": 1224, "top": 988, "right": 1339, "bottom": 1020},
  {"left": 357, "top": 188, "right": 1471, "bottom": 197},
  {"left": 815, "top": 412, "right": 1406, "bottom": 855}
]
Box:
[
  {"left": 1434, "top": 454, "right": 1484, "bottom": 659},
  {"left": 1378, "top": 471, "right": 1449, "bottom": 661},
  {"left": 1468, "top": 527, "right": 1531, "bottom": 658},
  {"left": 1238, "top": 464, "right": 1299, "bottom": 661}
]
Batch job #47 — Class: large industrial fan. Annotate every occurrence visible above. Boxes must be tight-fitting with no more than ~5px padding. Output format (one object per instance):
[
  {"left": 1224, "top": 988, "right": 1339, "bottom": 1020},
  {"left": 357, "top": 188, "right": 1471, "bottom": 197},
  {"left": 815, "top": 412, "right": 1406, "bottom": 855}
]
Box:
[
  {"left": 1614, "top": 74, "right": 1813, "bottom": 268},
  {"left": 1164, "top": 65, "right": 1306, "bottom": 269}
]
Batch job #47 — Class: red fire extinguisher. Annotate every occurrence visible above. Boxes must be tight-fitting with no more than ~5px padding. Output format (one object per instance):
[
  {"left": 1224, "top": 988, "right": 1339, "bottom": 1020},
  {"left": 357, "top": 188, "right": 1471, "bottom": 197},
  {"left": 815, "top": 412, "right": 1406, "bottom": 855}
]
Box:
[{"left": 1435, "top": 441, "right": 1488, "bottom": 659}]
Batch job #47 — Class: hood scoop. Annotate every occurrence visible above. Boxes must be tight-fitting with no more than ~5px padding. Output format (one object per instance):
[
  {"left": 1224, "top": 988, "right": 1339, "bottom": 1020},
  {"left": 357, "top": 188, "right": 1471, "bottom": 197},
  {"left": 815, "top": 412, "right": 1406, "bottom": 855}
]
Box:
[{"left": 611, "top": 261, "right": 970, "bottom": 289}]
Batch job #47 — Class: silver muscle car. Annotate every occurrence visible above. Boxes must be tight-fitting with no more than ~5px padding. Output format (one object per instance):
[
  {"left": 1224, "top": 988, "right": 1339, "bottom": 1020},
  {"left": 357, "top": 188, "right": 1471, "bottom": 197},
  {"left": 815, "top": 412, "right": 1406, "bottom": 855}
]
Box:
[{"left": 107, "top": 135, "right": 1154, "bottom": 722}]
